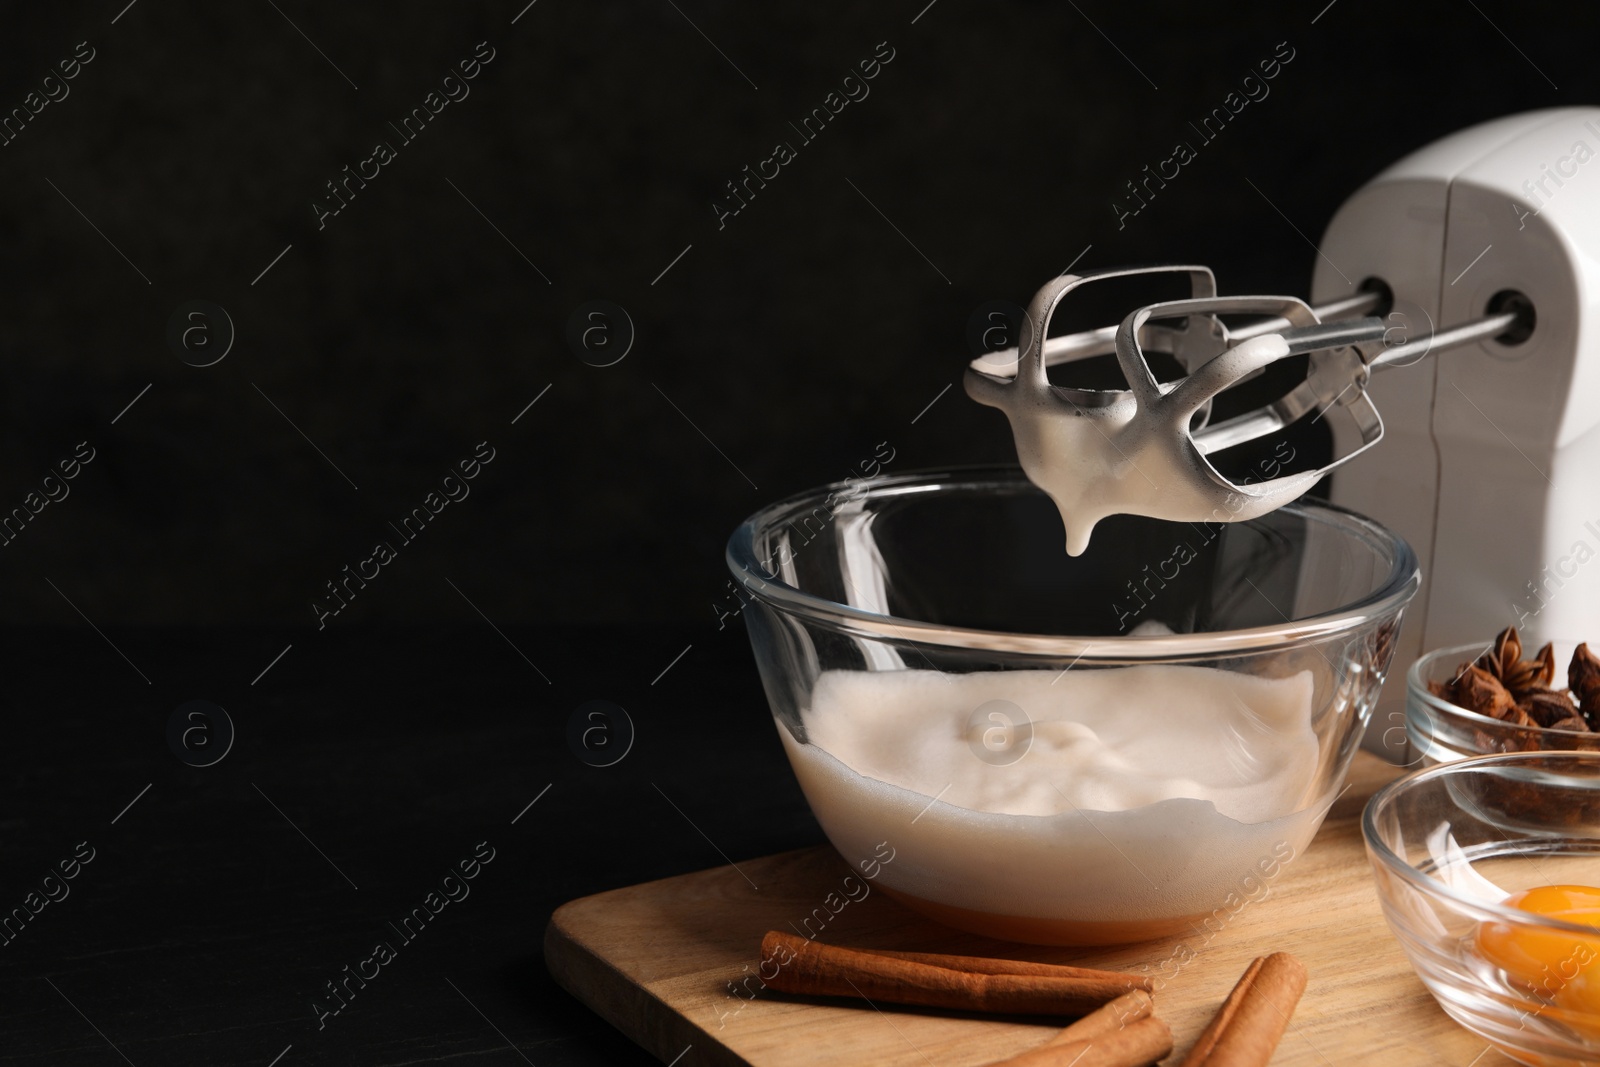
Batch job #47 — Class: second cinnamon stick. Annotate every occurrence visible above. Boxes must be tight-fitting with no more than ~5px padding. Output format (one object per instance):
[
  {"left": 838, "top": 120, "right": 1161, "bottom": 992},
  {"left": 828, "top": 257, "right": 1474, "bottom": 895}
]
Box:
[
  {"left": 760, "top": 931, "right": 1146, "bottom": 1016},
  {"left": 1045, "top": 989, "right": 1155, "bottom": 1045},
  {"left": 987, "top": 1014, "right": 1173, "bottom": 1067},
  {"left": 1178, "top": 952, "right": 1307, "bottom": 1066},
  {"left": 860, "top": 946, "right": 1155, "bottom": 988}
]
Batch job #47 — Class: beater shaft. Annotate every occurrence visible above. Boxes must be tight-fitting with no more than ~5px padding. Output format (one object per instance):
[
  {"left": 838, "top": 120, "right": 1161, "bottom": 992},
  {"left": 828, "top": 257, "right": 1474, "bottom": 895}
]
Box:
[
  {"left": 1369, "top": 310, "right": 1519, "bottom": 369},
  {"left": 999, "top": 288, "right": 1513, "bottom": 372}
]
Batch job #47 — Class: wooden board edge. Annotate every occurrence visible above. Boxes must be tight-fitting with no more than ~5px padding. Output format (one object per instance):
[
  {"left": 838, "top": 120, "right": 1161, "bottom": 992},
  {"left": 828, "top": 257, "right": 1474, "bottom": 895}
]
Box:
[{"left": 544, "top": 901, "right": 747, "bottom": 1067}]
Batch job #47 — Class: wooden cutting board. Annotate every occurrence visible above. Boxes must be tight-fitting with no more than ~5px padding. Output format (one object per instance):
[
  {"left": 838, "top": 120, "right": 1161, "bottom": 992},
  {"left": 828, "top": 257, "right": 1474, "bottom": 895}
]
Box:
[{"left": 544, "top": 752, "right": 1516, "bottom": 1066}]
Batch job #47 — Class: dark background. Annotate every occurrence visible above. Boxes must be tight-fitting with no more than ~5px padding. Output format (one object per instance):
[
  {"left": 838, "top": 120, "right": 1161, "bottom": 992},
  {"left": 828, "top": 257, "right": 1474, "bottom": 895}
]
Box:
[
  {"left": 2, "top": 0, "right": 1595, "bottom": 1064},
  {"left": 4, "top": 0, "right": 1589, "bottom": 629}
]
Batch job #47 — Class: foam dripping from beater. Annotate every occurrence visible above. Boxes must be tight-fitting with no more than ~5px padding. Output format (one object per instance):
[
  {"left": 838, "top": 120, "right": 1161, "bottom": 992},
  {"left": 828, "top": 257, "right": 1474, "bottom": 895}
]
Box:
[
  {"left": 997, "top": 331, "right": 1317, "bottom": 555},
  {"left": 964, "top": 268, "right": 1387, "bottom": 555}
]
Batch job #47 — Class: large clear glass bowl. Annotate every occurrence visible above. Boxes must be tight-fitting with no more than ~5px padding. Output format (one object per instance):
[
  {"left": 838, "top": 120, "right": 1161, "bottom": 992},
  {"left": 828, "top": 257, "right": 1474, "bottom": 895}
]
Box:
[
  {"left": 1363, "top": 753, "right": 1600, "bottom": 1066},
  {"left": 727, "top": 467, "right": 1419, "bottom": 945}
]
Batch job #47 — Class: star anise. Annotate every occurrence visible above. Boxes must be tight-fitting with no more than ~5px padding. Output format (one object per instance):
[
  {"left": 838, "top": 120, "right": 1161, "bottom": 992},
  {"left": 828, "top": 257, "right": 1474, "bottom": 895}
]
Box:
[
  {"left": 1474, "top": 626, "right": 1555, "bottom": 697},
  {"left": 1502, "top": 705, "right": 1540, "bottom": 730},
  {"left": 1371, "top": 618, "right": 1398, "bottom": 674},
  {"left": 1434, "top": 628, "right": 1596, "bottom": 735},
  {"left": 1475, "top": 626, "right": 1521, "bottom": 680},
  {"left": 1570, "top": 643, "right": 1600, "bottom": 729},
  {"left": 1538, "top": 642, "right": 1558, "bottom": 685},
  {"left": 1444, "top": 665, "right": 1517, "bottom": 719},
  {"left": 1519, "top": 687, "right": 1580, "bottom": 728}
]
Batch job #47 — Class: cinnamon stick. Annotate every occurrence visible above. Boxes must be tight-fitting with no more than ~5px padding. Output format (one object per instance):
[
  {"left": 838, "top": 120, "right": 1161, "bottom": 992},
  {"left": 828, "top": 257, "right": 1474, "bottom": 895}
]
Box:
[
  {"left": 1182, "top": 957, "right": 1264, "bottom": 1063},
  {"left": 983, "top": 1015, "right": 1172, "bottom": 1067},
  {"left": 759, "top": 931, "right": 1146, "bottom": 1015},
  {"left": 979, "top": 992, "right": 1164, "bottom": 1066},
  {"left": 1045, "top": 990, "right": 1155, "bottom": 1045},
  {"left": 980, "top": 991, "right": 1166, "bottom": 1066},
  {"left": 1178, "top": 953, "right": 1307, "bottom": 1066},
  {"left": 861, "top": 946, "right": 1155, "bottom": 987}
]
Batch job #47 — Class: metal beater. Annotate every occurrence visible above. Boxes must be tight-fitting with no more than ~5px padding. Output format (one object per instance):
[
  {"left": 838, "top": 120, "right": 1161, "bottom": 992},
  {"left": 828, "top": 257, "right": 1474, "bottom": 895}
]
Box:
[{"left": 965, "top": 264, "right": 1525, "bottom": 555}]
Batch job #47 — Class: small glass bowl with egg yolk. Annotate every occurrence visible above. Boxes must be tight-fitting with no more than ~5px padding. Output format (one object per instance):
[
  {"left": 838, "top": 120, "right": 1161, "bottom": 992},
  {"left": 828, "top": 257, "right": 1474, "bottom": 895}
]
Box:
[{"left": 1365, "top": 751, "right": 1600, "bottom": 1066}]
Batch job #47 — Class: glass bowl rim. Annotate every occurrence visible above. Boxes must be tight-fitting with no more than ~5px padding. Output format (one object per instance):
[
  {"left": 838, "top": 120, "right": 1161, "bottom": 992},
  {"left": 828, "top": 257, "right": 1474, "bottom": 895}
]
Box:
[
  {"left": 1362, "top": 749, "right": 1600, "bottom": 935},
  {"left": 1408, "top": 642, "right": 1596, "bottom": 738},
  {"left": 725, "top": 465, "right": 1420, "bottom": 659}
]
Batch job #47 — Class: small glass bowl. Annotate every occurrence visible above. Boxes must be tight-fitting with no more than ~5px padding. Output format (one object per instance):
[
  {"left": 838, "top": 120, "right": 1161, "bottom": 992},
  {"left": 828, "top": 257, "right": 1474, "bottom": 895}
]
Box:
[
  {"left": 728, "top": 467, "right": 1419, "bottom": 944},
  {"left": 1364, "top": 752, "right": 1600, "bottom": 1067},
  {"left": 1407, "top": 644, "right": 1600, "bottom": 765}
]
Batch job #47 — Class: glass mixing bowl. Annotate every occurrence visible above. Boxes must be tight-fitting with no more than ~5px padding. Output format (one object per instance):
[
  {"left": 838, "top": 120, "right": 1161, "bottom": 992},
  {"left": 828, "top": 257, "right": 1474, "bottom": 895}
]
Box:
[
  {"left": 1363, "top": 753, "right": 1600, "bottom": 1067},
  {"left": 727, "top": 467, "right": 1419, "bottom": 945}
]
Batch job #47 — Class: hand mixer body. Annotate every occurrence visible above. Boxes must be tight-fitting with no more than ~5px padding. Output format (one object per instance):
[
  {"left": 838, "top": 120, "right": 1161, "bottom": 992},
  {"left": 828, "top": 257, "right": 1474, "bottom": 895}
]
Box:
[{"left": 1312, "top": 107, "right": 1600, "bottom": 759}]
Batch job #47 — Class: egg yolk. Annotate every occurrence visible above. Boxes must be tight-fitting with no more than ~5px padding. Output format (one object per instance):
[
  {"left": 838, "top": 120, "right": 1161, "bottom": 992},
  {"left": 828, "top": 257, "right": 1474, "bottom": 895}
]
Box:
[{"left": 1476, "top": 885, "right": 1600, "bottom": 1023}]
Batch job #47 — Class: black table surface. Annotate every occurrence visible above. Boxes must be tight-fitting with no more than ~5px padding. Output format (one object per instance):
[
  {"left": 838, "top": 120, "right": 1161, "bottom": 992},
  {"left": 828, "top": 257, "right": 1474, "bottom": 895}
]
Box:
[{"left": 2, "top": 623, "right": 819, "bottom": 1066}]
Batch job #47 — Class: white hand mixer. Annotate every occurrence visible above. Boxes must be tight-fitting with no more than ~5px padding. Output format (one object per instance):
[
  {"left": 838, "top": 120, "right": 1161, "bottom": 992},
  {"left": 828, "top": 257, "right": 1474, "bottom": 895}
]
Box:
[{"left": 969, "top": 107, "right": 1600, "bottom": 757}]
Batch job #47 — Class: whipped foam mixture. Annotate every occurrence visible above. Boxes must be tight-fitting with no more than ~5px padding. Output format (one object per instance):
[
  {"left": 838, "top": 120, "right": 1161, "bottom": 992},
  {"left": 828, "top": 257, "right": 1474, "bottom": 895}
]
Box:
[
  {"left": 784, "top": 665, "right": 1323, "bottom": 920},
  {"left": 805, "top": 666, "right": 1316, "bottom": 821}
]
